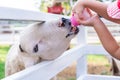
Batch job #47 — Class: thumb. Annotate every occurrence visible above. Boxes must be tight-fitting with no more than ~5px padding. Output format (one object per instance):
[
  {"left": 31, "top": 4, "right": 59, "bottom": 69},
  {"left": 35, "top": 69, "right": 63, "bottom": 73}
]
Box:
[
  {"left": 79, "top": 19, "right": 88, "bottom": 25},
  {"left": 78, "top": 18, "right": 91, "bottom": 26}
]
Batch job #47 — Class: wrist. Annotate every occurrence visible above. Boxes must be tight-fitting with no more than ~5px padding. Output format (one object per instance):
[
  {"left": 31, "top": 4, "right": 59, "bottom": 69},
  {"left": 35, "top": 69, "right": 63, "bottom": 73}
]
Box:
[{"left": 93, "top": 18, "right": 104, "bottom": 28}]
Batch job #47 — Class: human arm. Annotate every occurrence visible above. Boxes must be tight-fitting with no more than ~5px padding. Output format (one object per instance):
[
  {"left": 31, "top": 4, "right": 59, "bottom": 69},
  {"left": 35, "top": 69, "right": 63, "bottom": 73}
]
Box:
[
  {"left": 72, "top": 0, "right": 120, "bottom": 24},
  {"left": 79, "top": 14, "right": 120, "bottom": 60}
]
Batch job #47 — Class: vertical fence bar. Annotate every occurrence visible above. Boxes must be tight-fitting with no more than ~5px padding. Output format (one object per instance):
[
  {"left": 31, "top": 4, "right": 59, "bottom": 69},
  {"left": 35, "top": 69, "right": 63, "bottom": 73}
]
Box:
[{"left": 76, "top": 26, "right": 87, "bottom": 79}]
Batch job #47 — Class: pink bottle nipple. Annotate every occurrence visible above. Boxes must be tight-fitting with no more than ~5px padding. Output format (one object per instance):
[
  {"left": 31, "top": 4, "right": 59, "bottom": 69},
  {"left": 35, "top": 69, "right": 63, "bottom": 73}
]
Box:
[{"left": 70, "top": 14, "right": 80, "bottom": 27}]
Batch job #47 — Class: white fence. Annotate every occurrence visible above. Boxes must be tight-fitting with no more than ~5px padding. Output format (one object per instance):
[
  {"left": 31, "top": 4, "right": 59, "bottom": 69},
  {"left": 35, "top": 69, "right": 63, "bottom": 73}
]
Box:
[{"left": 1, "top": 7, "right": 120, "bottom": 80}]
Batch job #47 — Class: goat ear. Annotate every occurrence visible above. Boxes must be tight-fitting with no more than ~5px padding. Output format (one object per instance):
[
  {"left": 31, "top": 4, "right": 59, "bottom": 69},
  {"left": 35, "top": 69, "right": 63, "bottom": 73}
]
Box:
[
  {"left": 37, "top": 21, "right": 45, "bottom": 25},
  {"left": 19, "top": 45, "right": 24, "bottom": 52},
  {"left": 34, "top": 21, "right": 45, "bottom": 27}
]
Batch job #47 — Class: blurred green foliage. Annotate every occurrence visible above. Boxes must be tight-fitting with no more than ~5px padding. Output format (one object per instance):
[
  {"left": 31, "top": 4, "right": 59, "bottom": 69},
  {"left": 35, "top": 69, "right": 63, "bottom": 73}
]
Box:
[{"left": 0, "top": 45, "right": 10, "bottom": 79}]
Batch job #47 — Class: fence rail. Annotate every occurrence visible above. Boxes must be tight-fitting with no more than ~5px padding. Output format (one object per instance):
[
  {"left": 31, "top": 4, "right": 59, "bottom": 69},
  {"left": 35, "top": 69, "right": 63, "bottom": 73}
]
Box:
[{"left": 1, "top": 7, "right": 120, "bottom": 80}]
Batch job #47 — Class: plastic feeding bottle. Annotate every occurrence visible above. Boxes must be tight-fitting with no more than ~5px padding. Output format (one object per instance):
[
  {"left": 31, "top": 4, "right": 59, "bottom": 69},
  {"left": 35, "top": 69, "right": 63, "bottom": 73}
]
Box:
[{"left": 71, "top": 8, "right": 91, "bottom": 27}]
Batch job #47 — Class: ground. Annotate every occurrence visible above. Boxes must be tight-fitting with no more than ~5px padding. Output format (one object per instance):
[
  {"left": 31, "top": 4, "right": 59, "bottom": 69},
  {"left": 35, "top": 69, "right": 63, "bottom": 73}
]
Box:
[
  {"left": 56, "top": 63, "right": 111, "bottom": 80},
  {"left": 56, "top": 55, "right": 112, "bottom": 80}
]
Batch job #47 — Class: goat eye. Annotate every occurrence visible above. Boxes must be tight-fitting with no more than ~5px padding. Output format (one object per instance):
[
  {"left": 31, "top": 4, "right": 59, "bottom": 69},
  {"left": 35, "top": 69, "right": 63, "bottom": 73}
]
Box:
[{"left": 33, "top": 44, "right": 38, "bottom": 53}]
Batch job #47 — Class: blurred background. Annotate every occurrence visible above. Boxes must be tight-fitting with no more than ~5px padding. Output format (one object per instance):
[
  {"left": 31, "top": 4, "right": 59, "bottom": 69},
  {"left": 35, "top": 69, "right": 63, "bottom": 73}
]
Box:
[{"left": 0, "top": 0, "right": 119, "bottom": 80}]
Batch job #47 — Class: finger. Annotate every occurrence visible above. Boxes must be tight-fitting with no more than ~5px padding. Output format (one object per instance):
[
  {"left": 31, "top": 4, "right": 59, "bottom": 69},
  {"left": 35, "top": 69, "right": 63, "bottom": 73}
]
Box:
[
  {"left": 86, "top": 8, "right": 92, "bottom": 17},
  {"left": 72, "top": 8, "right": 76, "bottom": 13},
  {"left": 74, "top": 13, "right": 83, "bottom": 22},
  {"left": 79, "top": 19, "right": 88, "bottom": 25},
  {"left": 72, "top": 7, "right": 83, "bottom": 15},
  {"left": 92, "top": 14, "right": 99, "bottom": 19}
]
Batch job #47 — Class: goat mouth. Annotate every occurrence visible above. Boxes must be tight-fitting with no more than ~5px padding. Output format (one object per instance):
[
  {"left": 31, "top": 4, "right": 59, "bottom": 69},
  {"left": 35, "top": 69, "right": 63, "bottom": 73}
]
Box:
[
  {"left": 66, "top": 26, "right": 79, "bottom": 38},
  {"left": 61, "top": 17, "right": 79, "bottom": 38}
]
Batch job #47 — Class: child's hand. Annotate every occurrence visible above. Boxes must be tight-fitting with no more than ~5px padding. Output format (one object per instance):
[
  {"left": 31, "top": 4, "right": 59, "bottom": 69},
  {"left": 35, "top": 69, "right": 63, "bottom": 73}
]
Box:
[
  {"left": 78, "top": 14, "right": 101, "bottom": 27},
  {"left": 72, "top": 0, "right": 86, "bottom": 18}
]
